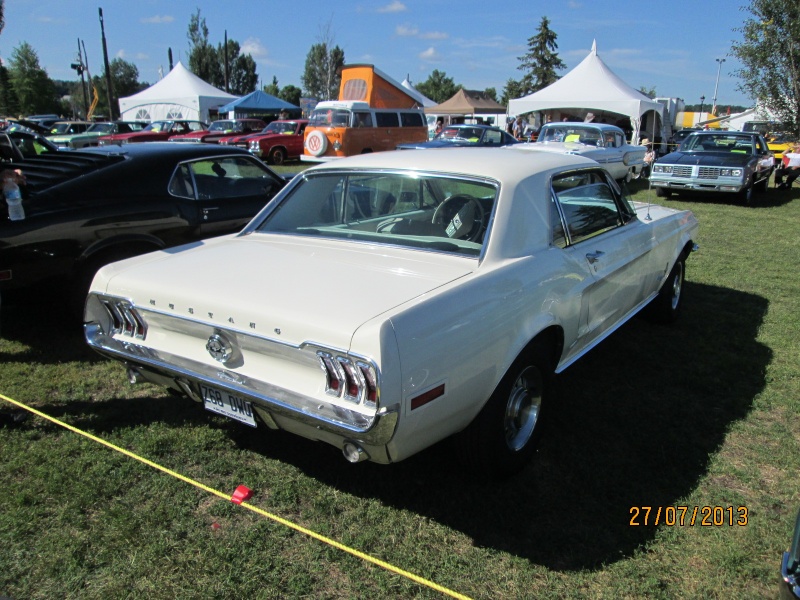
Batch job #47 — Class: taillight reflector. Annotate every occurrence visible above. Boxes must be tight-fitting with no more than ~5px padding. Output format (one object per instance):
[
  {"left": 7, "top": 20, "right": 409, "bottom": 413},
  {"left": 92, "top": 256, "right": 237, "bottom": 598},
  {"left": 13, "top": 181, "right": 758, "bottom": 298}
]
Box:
[{"left": 410, "top": 384, "right": 445, "bottom": 410}]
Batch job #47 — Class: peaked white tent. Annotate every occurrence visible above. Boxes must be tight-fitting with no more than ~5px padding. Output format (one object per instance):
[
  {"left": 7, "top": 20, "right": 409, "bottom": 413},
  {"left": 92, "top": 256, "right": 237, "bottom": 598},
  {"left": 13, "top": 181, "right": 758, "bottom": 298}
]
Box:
[
  {"left": 508, "top": 41, "right": 664, "bottom": 144},
  {"left": 118, "top": 62, "right": 238, "bottom": 123},
  {"left": 401, "top": 77, "right": 436, "bottom": 108}
]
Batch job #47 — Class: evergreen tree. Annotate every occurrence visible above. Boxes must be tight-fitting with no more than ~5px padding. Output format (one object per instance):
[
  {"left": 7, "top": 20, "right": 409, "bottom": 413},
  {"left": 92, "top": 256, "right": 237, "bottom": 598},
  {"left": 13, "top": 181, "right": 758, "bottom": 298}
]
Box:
[
  {"left": 263, "top": 76, "right": 280, "bottom": 97},
  {"left": 731, "top": 0, "right": 800, "bottom": 134},
  {"left": 7, "top": 42, "right": 58, "bottom": 115},
  {"left": 516, "top": 16, "right": 566, "bottom": 96},
  {"left": 416, "top": 70, "right": 460, "bottom": 104}
]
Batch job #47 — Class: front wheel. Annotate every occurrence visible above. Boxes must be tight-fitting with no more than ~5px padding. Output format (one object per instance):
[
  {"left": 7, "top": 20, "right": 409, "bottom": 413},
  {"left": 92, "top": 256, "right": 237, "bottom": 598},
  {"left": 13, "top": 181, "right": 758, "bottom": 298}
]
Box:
[
  {"left": 268, "top": 147, "right": 286, "bottom": 165},
  {"left": 655, "top": 187, "right": 669, "bottom": 198},
  {"left": 462, "top": 344, "right": 553, "bottom": 478},
  {"left": 645, "top": 258, "right": 685, "bottom": 324}
]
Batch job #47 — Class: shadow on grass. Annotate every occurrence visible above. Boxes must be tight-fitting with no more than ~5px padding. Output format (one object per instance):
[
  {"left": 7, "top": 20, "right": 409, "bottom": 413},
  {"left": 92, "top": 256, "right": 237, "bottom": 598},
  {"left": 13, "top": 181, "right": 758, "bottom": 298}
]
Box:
[
  {"left": 229, "top": 281, "right": 771, "bottom": 571},
  {"left": 624, "top": 177, "right": 795, "bottom": 208},
  {"left": 2, "top": 280, "right": 770, "bottom": 572}
]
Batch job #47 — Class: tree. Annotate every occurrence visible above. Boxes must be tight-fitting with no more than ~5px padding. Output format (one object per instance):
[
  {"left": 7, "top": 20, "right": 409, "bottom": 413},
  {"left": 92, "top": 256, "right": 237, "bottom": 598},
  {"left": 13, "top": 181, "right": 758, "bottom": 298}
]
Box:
[
  {"left": 279, "top": 85, "right": 302, "bottom": 107},
  {"left": 301, "top": 43, "right": 345, "bottom": 101},
  {"left": 186, "top": 10, "right": 257, "bottom": 95},
  {"left": 416, "top": 70, "right": 460, "bottom": 104},
  {"left": 501, "top": 77, "right": 525, "bottom": 105},
  {"left": 7, "top": 42, "right": 58, "bottom": 115},
  {"left": 516, "top": 16, "right": 566, "bottom": 96},
  {"left": 263, "top": 76, "right": 280, "bottom": 97},
  {"left": 731, "top": 0, "right": 800, "bottom": 134},
  {"left": 91, "top": 58, "right": 145, "bottom": 117},
  {"left": 483, "top": 87, "right": 498, "bottom": 103},
  {"left": 187, "top": 9, "right": 221, "bottom": 86},
  {"left": 639, "top": 85, "right": 657, "bottom": 99}
]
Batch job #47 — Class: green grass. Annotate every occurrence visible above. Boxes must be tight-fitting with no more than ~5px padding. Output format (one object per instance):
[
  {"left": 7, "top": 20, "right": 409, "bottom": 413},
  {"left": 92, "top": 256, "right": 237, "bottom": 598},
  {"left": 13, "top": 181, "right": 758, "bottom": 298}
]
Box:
[{"left": 1, "top": 173, "right": 799, "bottom": 599}]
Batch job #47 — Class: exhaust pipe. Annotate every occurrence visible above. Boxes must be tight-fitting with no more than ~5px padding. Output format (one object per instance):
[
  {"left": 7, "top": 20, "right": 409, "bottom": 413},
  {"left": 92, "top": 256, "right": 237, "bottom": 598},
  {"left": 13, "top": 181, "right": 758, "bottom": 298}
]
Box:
[{"left": 342, "top": 441, "right": 369, "bottom": 463}]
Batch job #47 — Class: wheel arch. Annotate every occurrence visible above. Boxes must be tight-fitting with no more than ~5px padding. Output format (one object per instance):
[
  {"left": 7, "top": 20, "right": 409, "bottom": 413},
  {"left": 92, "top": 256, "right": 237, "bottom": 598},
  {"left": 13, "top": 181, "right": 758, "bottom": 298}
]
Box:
[{"left": 76, "top": 233, "right": 167, "bottom": 269}]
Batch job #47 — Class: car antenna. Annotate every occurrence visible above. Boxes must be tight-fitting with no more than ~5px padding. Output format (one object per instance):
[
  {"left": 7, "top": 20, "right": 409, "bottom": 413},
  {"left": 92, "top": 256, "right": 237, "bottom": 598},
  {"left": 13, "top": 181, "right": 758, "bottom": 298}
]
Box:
[{"left": 644, "top": 181, "right": 654, "bottom": 221}]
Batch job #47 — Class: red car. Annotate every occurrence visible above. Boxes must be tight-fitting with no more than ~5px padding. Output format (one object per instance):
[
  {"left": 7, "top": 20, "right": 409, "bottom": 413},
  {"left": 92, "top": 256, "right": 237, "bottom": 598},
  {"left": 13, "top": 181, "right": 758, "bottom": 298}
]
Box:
[
  {"left": 170, "top": 118, "right": 266, "bottom": 144},
  {"left": 219, "top": 119, "right": 308, "bottom": 165},
  {"left": 97, "top": 120, "right": 206, "bottom": 145}
]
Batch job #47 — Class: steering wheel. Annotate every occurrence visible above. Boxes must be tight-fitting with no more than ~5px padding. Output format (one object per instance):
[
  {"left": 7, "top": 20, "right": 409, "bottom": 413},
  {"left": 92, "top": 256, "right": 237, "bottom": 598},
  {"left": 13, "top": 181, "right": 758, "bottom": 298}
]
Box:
[{"left": 431, "top": 194, "right": 485, "bottom": 241}]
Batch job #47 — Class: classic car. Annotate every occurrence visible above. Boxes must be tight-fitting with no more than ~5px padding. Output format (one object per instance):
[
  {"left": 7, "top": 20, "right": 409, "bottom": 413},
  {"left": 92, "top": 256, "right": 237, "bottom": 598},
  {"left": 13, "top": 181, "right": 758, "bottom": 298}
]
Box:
[
  {"left": 396, "top": 124, "right": 519, "bottom": 149},
  {"left": 523, "top": 122, "right": 646, "bottom": 182},
  {"left": 781, "top": 508, "right": 800, "bottom": 599},
  {"left": 221, "top": 119, "right": 308, "bottom": 165},
  {"left": 169, "top": 119, "right": 266, "bottom": 144},
  {"left": 649, "top": 131, "right": 774, "bottom": 203},
  {"left": 1, "top": 143, "right": 288, "bottom": 312},
  {"left": 96, "top": 120, "right": 207, "bottom": 145},
  {"left": 47, "top": 121, "right": 93, "bottom": 136},
  {"left": 49, "top": 121, "right": 146, "bottom": 149},
  {"left": 84, "top": 147, "right": 698, "bottom": 477}
]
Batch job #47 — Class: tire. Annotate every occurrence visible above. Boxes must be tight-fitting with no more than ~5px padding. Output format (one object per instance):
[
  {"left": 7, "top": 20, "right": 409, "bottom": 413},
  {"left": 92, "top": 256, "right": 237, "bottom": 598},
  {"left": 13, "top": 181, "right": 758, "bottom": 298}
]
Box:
[
  {"left": 655, "top": 187, "right": 668, "bottom": 198},
  {"left": 462, "top": 343, "right": 553, "bottom": 479},
  {"left": 268, "top": 147, "right": 286, "bottom": 166},
  {"left": 739, "top": 184, "right": 754, "bottom": 205},
  {"left": 645, "top": 257, "right": 685, "bottom": 324}
]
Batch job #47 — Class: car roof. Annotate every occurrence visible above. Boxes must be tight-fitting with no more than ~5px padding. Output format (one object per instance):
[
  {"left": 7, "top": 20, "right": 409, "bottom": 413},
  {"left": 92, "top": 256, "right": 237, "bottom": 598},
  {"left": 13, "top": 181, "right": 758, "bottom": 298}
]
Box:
[
  {"left": 307, "top": 146, "right": 597, "bottom": 182},
  {"left": 81, "top": 141, "right": 252, "bottom": 158}
]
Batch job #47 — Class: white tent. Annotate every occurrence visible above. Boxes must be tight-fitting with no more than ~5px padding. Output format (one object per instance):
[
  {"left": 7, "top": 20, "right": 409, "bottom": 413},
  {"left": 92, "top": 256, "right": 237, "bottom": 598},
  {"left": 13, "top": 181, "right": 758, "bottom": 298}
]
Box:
[
  {"left": 118, "top": 62, "right": 238, "bottom": 123},
  {"left": 508, "top": 40, "right": 665, "bottom": 144},
  {"left": 401, "top": 77, "right": 436, "bottom": 108}
]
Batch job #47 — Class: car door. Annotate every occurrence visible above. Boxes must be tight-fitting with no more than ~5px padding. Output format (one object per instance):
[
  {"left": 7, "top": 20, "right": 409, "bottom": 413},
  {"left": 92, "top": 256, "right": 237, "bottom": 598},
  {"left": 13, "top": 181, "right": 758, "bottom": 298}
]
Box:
[
  {"left": 170, "top": 155, "right": 285, "bottom": 236},
  {"left": 553, "top": 171, "right": 660, "bottom": 346}
]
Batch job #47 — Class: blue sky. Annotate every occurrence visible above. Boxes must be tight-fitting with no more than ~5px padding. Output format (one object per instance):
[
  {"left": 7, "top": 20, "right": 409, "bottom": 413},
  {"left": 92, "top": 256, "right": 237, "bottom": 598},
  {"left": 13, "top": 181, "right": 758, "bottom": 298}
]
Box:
[{"left": 1, "top": 0, "right": 754, "bottom": 109}]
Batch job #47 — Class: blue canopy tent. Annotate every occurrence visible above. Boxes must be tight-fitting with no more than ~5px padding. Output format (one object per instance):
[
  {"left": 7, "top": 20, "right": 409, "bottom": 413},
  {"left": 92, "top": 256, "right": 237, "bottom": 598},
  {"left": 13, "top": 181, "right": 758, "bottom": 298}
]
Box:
[{"left": 218, "top": 91, "right": 300, "bottom": 118}]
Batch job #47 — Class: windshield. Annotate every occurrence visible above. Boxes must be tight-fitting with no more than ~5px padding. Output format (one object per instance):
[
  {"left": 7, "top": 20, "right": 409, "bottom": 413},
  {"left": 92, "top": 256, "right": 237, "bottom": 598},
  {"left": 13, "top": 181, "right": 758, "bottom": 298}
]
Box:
[
  {"left": 87, "top": 123, "right": 115, "bottom": 134},
  {"left": 436, "top": 127, "right": 483, "bottom": 142},
  {"left": 208, "top": 121, "right": 236, "bottom": 132},
  {"left": 144, "top": 121, "right": 170, "bottom": 132},
  {"left": 681, "top": 134, "right": 755, "bottom": 153},
  {"left": 256, "top": 171, "right": 497, "bottom": 257},
  {"left": 538, "top": 125, "right": 603, "bottom": 146},
  {"left": 264, "top": 121, "right": 297, "bottom": 134},
  {"left": 309, "top": 108, "right": 351, "bottom": 127}
]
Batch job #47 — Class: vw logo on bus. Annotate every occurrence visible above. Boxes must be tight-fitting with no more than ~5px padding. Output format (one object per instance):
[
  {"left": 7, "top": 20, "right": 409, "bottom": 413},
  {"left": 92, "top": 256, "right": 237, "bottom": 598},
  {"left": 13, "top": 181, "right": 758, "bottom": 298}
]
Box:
[{"left": 306, "top": 130, "right": 328, "bottom": 156}]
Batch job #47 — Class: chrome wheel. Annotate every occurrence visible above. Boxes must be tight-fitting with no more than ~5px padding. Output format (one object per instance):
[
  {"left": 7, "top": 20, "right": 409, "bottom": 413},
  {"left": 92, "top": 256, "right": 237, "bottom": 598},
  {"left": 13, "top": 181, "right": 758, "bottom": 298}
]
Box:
[
  {"left": 504, "top": 365, "right": 543, "bottom": 452},
  {"left": 669, "top": 261, "right": 683, "bottom": 311}
]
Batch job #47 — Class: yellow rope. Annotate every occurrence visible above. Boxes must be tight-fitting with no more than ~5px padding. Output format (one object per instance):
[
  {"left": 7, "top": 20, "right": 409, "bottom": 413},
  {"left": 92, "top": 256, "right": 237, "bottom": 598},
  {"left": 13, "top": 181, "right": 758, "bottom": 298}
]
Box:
[{"left": 0, "top": 392, "right": 472, "bottom": 600}]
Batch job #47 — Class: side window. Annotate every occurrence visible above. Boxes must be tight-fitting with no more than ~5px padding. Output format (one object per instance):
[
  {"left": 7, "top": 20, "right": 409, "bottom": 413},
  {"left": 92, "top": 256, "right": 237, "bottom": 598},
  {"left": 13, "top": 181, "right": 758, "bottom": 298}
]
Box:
[
  {"left": 400, "top": 112, "right": 424, "bottom": 127},
  {"left": 168, "top": 164, "right": 195, "bottom": 198},
  {"left": 614, "top": 132, "right": 624, "bottom": 147},
  {"left": 354, "top": 112, "right": 373, "bottom": 128},
  {"left": 484, "top": 130, "right": 502, "bottom": 145},
  {"left": 375, "top": 112, "right": 399, "bottom": 127},
  {"left": 185, "top": 157, "right": 277, "bottom": 200},
  {"left": 552, "top": 172, "right": 623, "bottom": 244}
]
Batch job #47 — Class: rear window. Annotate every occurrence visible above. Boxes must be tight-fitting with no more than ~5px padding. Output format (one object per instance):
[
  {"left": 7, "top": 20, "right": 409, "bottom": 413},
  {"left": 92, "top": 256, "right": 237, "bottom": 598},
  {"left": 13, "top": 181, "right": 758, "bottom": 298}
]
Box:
[{"left": 256, "top": 171, "right": 498, "bottom": 257}]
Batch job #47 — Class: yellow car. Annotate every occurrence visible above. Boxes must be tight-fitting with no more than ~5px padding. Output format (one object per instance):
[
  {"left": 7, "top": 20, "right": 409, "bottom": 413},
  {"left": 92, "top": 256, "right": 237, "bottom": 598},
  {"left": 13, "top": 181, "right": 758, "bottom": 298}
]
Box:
[{"left": 766, "top": 133, "right": 797, "bottom": 166}]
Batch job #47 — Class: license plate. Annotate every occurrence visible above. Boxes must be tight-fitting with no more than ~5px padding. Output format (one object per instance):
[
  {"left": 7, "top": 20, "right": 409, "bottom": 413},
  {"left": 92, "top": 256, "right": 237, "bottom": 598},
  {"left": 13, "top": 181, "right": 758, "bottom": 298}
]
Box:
[{"left": 201, "top": 384, "right": 257, "bottom": 427}]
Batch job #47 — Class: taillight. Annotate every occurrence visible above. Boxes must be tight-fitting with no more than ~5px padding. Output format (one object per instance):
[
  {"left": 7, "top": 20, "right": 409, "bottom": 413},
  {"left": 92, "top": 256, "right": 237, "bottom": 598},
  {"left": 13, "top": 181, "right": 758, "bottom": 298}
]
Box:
[{"left": 317, "top": 351, "right": 379, "bottom": 406}]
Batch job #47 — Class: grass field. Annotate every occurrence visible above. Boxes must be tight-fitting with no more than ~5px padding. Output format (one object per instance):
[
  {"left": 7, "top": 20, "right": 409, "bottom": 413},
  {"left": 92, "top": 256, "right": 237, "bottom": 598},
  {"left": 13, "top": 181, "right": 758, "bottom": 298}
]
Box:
[{"left": 1, "top": 168, "right": 798, "bottom": 599}]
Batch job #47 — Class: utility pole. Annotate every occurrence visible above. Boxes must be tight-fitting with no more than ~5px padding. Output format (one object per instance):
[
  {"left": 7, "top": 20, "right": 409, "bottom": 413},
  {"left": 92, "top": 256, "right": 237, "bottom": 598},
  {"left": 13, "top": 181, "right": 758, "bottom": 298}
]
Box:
[
  {"left": 712, "top": 58, "right": 726, "bottom": 115},
  {"left": 70, "top": 38, "right": 89, "bottom": 118},
  {"left": 223, "top": 30, "right": 230, "bottom": 93},
  {"left": 99, "top": 8, "right": 115, "bottom": 120}
]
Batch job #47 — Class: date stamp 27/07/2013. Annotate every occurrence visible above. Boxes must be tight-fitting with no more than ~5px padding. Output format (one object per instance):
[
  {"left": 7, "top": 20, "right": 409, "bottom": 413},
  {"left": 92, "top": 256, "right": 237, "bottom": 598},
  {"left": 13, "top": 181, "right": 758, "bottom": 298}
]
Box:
[{"left": 629, "top": 506, "right": 748, "bottom": 527}]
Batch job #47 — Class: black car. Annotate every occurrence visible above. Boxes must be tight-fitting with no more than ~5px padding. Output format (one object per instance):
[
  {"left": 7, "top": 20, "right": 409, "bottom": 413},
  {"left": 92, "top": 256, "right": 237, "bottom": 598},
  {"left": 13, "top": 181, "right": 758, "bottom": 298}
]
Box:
[
  {"left": 0, "top": 141, "right": 289, "bottom": 311},
  {"left": 649, "top": 131, "right": 774, "bottom": 204},
  {"left": 397, "top": 124, "right": 519, "bottom": 150}
]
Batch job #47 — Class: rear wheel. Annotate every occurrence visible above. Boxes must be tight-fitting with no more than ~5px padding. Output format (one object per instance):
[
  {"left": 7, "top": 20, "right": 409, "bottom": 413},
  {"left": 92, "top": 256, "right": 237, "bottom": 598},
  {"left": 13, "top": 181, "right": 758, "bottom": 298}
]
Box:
[{"left": 462, "top": 343, "right": 553, "bottom": 478}]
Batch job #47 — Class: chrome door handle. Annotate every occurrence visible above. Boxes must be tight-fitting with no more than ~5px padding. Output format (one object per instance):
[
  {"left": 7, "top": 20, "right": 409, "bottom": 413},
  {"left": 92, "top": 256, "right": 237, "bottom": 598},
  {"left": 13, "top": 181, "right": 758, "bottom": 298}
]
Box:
[{"left": 585, "top": 250, "right": 605, "bottom": 264}]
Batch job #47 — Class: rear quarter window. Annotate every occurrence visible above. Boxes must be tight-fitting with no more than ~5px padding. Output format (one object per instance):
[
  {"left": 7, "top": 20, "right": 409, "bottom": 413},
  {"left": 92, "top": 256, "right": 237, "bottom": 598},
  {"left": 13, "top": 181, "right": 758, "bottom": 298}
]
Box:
[
  {"left": 375, "top": 112, "right": 399, "bottom": 127},
  {"left": 400, "top": 112, "right": 424, "bottom": 127}
]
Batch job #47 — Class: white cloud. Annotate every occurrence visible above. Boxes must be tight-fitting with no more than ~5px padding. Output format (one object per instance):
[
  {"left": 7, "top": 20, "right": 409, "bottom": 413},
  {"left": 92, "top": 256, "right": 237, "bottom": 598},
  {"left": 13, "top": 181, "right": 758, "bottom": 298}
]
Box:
[
  {"left": 419, "top": 47, "right": 441, "bottom": 61},
  {"left": 378, "top": 1, "right": 406, "bottom": 13},
  {"left": 141, "top": 15, "right": 174, "bottom": 24},
  {"left": 241, "top": 37, "right": 268, "bottom": 58},
  {"left": 396, "top": 24, "right": 419, "bottom": 37},
  {"left": 419, "top": 31, "right": 448, "bottom": 40}
]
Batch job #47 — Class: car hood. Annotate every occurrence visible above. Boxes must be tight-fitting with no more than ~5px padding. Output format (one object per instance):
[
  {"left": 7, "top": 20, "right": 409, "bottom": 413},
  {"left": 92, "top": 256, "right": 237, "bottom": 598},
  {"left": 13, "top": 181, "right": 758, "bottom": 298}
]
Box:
[
  {"left": 658, "top": 151, "right": 754, "bottom": 166},
  {"left": 397, "top": 140, "right": 476, "bottom": 149},
  {"left": 93, "top": 235, "right": 474, "bottom": 349}
]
